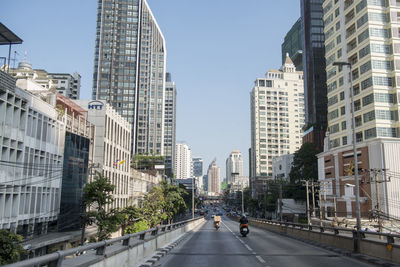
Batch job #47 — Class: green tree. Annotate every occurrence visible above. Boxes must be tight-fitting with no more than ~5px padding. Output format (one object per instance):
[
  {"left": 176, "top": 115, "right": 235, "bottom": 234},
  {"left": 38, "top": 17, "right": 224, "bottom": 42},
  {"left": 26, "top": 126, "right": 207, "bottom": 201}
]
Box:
[
  {"left": 140, "top": 186, "right": 167, "bottom": 227},
  {"left": 288, "top": 142, "right": 319, "bottom": 200},
  {"left": 83, "top": 172, "right": 120, "bottom": 241},
  {"left": 161, "top": 181, "right": 187, "bottom": 223},
  {"left": 0, "top": 230, "right": 26, "bottom": 265}
]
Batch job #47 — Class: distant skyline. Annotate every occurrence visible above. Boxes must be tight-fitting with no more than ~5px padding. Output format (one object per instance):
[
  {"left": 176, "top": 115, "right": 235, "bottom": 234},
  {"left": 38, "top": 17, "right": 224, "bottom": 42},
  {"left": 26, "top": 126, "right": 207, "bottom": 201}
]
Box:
[{"left": 0, "top": 0, "right": 301, "bottom": 178}]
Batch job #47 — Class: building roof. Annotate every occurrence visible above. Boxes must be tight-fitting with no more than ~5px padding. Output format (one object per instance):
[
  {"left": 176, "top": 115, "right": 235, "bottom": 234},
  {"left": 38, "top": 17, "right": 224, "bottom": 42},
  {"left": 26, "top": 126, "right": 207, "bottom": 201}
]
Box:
[
  {"left": 0, "top": 23, "right": 23, "bottom": 45},
  {"left": 284, "top": 53, "right": 294, "bottom": 65}
]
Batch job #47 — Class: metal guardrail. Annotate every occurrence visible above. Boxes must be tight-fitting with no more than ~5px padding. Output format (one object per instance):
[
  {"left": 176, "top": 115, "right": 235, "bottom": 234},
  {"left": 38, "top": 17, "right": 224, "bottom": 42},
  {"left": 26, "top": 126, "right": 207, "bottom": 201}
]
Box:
[
  {"left": 246, "top": 217, "right": 400, "bottom": 245},
  {"left": 5, "top": 217, "right": 203, "bottom": 267}
]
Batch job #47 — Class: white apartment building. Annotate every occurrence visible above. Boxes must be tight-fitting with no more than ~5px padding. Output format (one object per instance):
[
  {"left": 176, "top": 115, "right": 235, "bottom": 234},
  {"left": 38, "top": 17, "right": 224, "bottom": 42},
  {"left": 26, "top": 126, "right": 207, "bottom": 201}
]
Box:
[
  {"left": 9, "top": 61, "right": 81, "bottom": 99},
  {"left": 174, "top": 143, "right": 193, "bottom": 179},
  {"left": 0, "top": 72, "right": 65, "bottom": 236},
  {"left": 207, "top": 160, "right": 220, "bottom": 195},
  {"left": 250, "top": 54, "right": 305, "bottom": 198},
  {"left": 75, "top": 100, "right": 131, "bottom": 210},
  {"left": 318, "top": 0, "right": 400, "bottom": 220},
  {"left": 226, "top": 150, "right": 244, "bottom": 185}
]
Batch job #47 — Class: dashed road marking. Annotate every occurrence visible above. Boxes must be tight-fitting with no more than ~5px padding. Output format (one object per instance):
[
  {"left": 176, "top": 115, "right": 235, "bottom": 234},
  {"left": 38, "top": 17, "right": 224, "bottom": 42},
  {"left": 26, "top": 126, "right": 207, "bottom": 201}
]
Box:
[
  {"left": 256, "top": 256, "right": 266, "bottom": 263},
  {"left": 244, "top": 244, "right": 253, "bottom": 251}
]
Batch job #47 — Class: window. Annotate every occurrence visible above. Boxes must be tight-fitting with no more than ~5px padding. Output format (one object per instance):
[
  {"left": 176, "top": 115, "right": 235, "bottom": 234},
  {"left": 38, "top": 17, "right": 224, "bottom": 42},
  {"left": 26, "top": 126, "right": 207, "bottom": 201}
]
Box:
[
  {"left": 358, "top": 29, "right": 369, "bottom": 43},
  {"left": 329, "top": 109, "right": 339, "bottom": 120},
  {"left": 356, "top": 132, "right": 363, "bottom": 142},
  {"left": 375, "top": 93, "right": 396, "bottom": 103},
  {"left": 363, "top": 110, "right": 375, "bottom": 122},
  {"left": 373, "top": 76, "right": 393, "bottom": 86},
  {"left": 356, "top": 0, "right": 367, "bottom": 13},
  {"left": 360, "top": 61, "right": 371, "bottom": 74},
  {"left": 359, "top": 45, "right": 370, "bottom": 59},
  {"left": 328, "top": 95, "right": 338, "bottom": 106},
  {"left": 327, "top": 81, "right": 337, "bottom": 93},
  {"left": 375, "top": 109, "right": 396, "bottom": 120},
  {"left": 362, "top": 93, "right": 374, "bottom": 106},
  {"left": 342, "top": 120, "right": 347, "bottom": 130},
  {"left": 341, "top": 106, "right": 346, "bottom": 115},
  {"left": 377, "top": 127, "right": 397, "bottom": 137},
  {"left": 357, "top": 13, "right": 368, "bottom": 28},
  {"left": 355, "top": 115, "right": 362, "bottom": 127},
  {"left": 354, "top": 99, "right": 361, "bottom": 111},
  {"left": 372, "top": 60, "right": 393, "bottom": 70},
  {"left": 361, "top": 77, "right": 372, "bottom": 90},
  {"left": 330, "top": 123, "right": 340, "bottom": 133},
  {"left": 369, "top": 12, "right": 388, "bottom": 23},
  {"left": 365, "top": 128, "right": 377, "bottom": 139},
  {"left": 371, "top": 43, "right": 392, "bottom": 54},
  {"left": 340, "top": 91, "right": 345, "bottom": 100},
  {"left": 343, "top": 136, "right": 348, "bottom": 145},
  {"left": 369, "top": 28, "right": 389, "bottom": 38}
]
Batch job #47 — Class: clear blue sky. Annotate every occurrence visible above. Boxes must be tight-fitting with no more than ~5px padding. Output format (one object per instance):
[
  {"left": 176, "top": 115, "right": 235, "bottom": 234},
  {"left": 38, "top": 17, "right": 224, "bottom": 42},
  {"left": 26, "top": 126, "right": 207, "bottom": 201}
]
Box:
[{"left": 0, "top": 0, "right": 301, "bottom": 178}]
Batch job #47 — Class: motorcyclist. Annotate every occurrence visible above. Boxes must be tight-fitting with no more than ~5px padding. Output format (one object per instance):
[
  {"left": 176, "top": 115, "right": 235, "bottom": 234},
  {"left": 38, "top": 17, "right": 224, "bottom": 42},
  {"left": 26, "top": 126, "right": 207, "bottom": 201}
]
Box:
[
  {"left": 214, "top": 214, "right": 221, "bottom": 229},
  {"left": 239, "top": 215, "right": 248, "bottom": 225}
]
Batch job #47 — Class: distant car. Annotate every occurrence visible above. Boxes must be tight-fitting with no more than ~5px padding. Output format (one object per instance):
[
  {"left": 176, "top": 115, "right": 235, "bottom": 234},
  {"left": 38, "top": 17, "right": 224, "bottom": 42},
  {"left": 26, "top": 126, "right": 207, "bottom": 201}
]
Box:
[
  {"left": 200, "top": 211, "right": 205, "bottom": 215},
  {"left": 218, "top": 212, "right": 223, "bottom": 216},
  {"left": 211, "top": 214, "right": 215, "bottom": 218}
]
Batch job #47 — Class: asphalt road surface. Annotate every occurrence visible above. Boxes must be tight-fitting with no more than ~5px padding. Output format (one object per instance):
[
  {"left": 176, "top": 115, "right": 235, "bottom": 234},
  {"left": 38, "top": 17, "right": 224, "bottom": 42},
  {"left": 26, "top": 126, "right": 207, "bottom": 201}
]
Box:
[{"left": 158, "top": 216, "right": 373, "bottom": 267}]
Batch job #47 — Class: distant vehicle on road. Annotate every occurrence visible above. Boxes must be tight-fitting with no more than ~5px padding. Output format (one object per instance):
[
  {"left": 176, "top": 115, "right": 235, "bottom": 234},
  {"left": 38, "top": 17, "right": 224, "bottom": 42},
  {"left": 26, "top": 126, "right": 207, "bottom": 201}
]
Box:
[
  {"left": 211, "top": 214, "right": 215, "bottom": 218},
  {"left": 218, "top": 212, "right": 223, "bottom": 216}
]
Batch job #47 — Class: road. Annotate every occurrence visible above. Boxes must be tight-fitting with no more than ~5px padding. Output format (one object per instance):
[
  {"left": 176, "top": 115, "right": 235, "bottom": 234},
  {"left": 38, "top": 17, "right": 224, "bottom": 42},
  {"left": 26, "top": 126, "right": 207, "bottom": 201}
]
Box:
[{"left": 158, "top": 216, "right": 373, "bottom": 267}]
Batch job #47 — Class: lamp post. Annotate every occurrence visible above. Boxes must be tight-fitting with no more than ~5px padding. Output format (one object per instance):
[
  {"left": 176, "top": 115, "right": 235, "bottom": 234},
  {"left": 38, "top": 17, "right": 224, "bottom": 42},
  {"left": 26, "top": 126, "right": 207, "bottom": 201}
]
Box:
[{"left": 333, "top": 61, "right": 362, "bottom": 250}]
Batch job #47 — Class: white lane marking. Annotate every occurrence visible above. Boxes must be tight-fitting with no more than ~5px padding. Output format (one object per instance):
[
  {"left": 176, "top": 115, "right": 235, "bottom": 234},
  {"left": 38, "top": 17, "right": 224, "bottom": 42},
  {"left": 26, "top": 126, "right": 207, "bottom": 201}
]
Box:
[
  {"left": 256, "top": 256, "right": 266, "bottom": 263},
  {"left": 244, "top": 244, "right": 253, "bottom": 251}
]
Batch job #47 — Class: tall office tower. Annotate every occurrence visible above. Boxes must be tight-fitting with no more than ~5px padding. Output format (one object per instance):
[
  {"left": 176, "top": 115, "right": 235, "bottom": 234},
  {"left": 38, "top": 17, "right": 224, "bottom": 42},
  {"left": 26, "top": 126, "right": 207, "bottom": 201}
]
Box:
[
  {"left": 318, "top": 0, "right": 400, "bottom": 220},
  {"left": 225, "top": 150, "right": 243, "bottom": 185},
  {"left": 164, "top": 73, "right": 176, "bottom": 176},
  {"left": 250, "top": 55, "right": 305, "bottom": 198},
  {"left": 174, "top": 143, "right": 192, "bottom": 179},
  {"left": 92, "top": 0, "right": 166, "bottom": 155},
  {"left": 281, "top": 18, "right": 304, "bottom": 71},
  {"left": 192, "top": 157, "right": 203, "bottom": 177},
  {"left": 9, "top": 61, "right": 81, "bottom": 99},
  {"left": 301, "top": 0, "right": 327, "bottom": 152},
  {"left": 207, "top": 160, "right": 220, "bottom": 195}
]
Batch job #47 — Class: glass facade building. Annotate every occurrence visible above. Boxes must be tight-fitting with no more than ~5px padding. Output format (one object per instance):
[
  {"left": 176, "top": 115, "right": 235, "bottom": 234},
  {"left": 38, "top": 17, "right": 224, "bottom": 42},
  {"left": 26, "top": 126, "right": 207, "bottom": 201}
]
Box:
[
  {"left": 92, "top": 0, "right": 166, "bottom": 155},
  {"left": 282, "top": 18, "right": 304, "bottom": 71},
  {"left": 164, "top": 73, "right": 176, "bottom": 176},
  {"left": 301, "top": 0, "right": 327, "bottom": 151},
  {"left": 59, "top": 132, "right": 90, "bottom": 231}
]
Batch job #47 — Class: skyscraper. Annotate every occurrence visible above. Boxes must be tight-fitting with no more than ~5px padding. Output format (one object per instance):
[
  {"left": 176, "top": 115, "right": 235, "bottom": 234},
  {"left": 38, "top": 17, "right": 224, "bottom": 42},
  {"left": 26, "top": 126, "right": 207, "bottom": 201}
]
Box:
[
  {"left": 301, "top": 0, "right": 327, "bottom": 152},
  {"left": 192, "top": 157, "right": 203, "bottom": 177},
  {"left": 281, "top": 18, "right": 303, "bottom": 71},
  {"left": 164, "top": 73, "right": 177, "bottom": 176},
  {"left": 226, "top": 150, "right": 243, "bottom": 185},
  {"left": 92, "top": 0, "right": 166, "bottom": 155},
  {"left": 174, "top": 143, "right": 192, "bottom": 179},
  {"left": 207, "top": 160, "right": 220, "bottom": 195},
  {"left": 318, "top": 0, "right": 400, "bottom": 220},
  {"left": 250, "top": 54, "right": 305, "bottom": 198}
]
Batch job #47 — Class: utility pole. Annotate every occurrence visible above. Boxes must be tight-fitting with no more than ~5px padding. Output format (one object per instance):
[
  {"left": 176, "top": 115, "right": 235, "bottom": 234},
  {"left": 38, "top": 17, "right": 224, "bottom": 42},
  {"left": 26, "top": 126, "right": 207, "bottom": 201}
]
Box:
[
  {"left": 192, "top": 177, "right": 195, "bottom": 219},
  {"left": 334, "top": 196, "right": 337, "bottom": 221},
  {"left": 279, "top": 183, "right": 283, "bottom": 222},
  {"left": 318, "top": 188, "right": 323, "bottom": 227},
  {"left": 311, "top": 181, "right": 316, "bottom": 217},
  {"left": 241, "top": 189, "right": 244, "bottom": 215},
  {"left": 373, "top": 169, "right": 383, "bottom": 237},
  {"left": 302, "top": 180, "right": 311, "bottom": 226},
  {"left": 324, "top": 183, "right": 327, "bottom": 219}
]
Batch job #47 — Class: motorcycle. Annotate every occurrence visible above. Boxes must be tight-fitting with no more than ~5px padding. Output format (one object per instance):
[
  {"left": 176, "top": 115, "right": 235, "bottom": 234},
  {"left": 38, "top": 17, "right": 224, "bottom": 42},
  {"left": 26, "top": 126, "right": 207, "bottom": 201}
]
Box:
[
  {"left": 240, "top": 224, "right": 249, "bottom": 237},
  {"left": 214, "top": 221, "right": 220, "bottom": 230}
]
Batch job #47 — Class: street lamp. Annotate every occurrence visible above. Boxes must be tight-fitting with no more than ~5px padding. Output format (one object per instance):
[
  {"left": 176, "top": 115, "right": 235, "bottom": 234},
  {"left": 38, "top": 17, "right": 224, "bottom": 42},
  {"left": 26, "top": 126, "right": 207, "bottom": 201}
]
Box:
[{"left": 333, "top": 61, "right": 362, "bottom": 249}]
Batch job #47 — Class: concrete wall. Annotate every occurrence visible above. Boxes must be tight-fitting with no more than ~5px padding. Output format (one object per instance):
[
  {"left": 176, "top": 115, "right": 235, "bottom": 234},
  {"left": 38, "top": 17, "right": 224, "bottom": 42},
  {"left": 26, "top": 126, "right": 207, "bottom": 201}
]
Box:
[
  {"left": 243, "top": 217, "right": 399, "bottom": 264},
  {"left": 61, "top": 218, "right": 205, "bottom": 267}
]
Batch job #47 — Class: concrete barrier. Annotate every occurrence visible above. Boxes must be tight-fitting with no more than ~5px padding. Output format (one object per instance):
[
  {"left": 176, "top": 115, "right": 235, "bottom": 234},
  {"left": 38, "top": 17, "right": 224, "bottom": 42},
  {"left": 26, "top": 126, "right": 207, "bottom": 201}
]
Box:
[
  {"left": 5, "top": 217, "right": 205, "bottom": 267},
  {"left": 236, "top": 216, "right": 400, "bottom": 264}
]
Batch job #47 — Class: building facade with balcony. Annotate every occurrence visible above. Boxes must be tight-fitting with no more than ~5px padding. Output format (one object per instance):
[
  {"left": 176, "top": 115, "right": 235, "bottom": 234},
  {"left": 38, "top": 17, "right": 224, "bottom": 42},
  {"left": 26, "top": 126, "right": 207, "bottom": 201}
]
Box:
[
  {"left": 250, "top": 55, "right": 305, "bottom": 198},
  {"left": 318, "top": 0, "right": 400, "bottom": 220},
  {"left": 164, "top": 73, "right": 176, "bottom": 177}
]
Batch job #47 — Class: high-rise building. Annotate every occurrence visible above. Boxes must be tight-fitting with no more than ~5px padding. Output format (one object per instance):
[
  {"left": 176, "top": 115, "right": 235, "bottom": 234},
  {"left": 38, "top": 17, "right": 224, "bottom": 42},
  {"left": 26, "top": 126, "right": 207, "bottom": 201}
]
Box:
[
  {"left": 75, "top": 100, "right": 132, "bottom": 211},
  {"left": 282, "top": 18, "right": 304, "bottom": 71},
  {"left": 164, "top": 73, "right": 176, "bottom": 176},
  {"left": 300, "top": 0, "right": 327, "bottom": 152},
  {"left": 174, "top": 143, "right": 192, "bottom": 179},
  {"left": 250, "top": 54, "right": 305, "bottom": 198},
  {"left": 207, "top": 160, "right": 220, "bottom": 195},
  {"left": 9, "top": 61, "right": 81, "bottom": 99},
  {"left": 192, "top": 157, "right": 203, "bottom": 177},
  {"left": 226, "top": 150, "right": 243, "bottom": 185},
  {"left": 92, "top": 0, "right": 166, "bottom": 155},
  {"left": 318, "top": 0, "right": 400, "bottom": 220}
]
